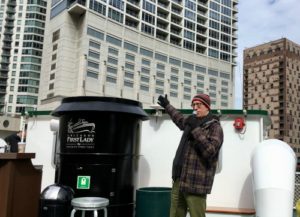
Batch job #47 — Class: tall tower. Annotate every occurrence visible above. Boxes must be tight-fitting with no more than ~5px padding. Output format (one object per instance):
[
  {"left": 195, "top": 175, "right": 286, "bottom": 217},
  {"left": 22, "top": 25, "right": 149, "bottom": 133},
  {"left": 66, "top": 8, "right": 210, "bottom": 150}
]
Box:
[
  {"left": 38, "top": 0, "right": 238, "bottom": 110},
  {"left": 243, "top": 38, "right": 300, "bottom": 155},
  {"left": 0, "top": 0, "right": 47, "bottom": 114}
]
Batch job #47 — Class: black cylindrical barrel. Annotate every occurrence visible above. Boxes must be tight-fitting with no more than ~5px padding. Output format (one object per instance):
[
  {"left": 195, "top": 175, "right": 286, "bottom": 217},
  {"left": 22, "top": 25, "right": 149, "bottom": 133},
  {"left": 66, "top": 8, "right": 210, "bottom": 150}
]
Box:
[{"left": 52, "top": 96, "right": 148, "bottom": 217}]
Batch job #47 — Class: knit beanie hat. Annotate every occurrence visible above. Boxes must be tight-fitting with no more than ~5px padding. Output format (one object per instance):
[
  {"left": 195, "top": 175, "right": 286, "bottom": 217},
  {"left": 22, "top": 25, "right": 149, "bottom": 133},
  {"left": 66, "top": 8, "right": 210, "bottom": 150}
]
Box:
[{"left": 192, "top": 94, "right": 211, "bottom": 110}]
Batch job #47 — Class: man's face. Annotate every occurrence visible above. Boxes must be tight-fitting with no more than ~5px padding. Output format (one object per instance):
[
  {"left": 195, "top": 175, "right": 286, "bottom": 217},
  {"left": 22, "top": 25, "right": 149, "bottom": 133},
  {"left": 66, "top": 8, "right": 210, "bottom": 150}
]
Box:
[{"left": 191, "top": 101, "right": 209, "bottom": 118}]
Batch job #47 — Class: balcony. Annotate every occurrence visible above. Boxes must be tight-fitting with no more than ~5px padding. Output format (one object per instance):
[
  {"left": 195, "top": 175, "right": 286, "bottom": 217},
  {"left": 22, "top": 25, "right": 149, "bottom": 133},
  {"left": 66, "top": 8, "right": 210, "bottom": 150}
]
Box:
[
  {"left": 7, "top": 0, "right": 16, "bottom": 6},
  {"left": 127, "top": 0, "right": 140, "bottom": 7},
  {"left": 68, "top": 0, "right": 87, "bottom": 15}
]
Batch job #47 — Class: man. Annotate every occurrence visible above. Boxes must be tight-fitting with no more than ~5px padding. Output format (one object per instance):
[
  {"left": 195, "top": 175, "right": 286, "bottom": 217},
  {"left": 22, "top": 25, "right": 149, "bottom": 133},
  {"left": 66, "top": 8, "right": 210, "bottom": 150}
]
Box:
[
  {"left": 4, "top": 130, "right": 26, "bottom": 153},
  {"left": 157, "top": 94, "right": 223, "bottom": 217}
]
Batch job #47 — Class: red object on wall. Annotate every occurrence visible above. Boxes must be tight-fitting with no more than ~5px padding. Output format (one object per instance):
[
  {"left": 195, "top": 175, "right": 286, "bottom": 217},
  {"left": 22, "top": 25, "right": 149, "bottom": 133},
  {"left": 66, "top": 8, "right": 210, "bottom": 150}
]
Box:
[{"left": 233, "top": 118, "right": 245, "bottom": 130}]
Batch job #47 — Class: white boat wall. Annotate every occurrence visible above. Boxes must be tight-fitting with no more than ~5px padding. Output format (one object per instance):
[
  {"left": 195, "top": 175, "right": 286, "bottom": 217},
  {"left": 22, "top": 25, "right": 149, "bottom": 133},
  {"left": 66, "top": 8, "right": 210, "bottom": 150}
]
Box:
[{"left": 25, "top": 109, "right": 295, "bottom": 217}]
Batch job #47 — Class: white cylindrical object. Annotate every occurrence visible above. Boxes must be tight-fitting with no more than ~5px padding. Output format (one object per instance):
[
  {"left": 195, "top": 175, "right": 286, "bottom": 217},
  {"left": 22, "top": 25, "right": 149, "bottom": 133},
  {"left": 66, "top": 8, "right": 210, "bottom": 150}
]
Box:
[
  {"left": 251, "top": 139, "right": 296, "bottom": 217},
  {"left": 50, "top": 119, "right": 60, "bottom": 132}
]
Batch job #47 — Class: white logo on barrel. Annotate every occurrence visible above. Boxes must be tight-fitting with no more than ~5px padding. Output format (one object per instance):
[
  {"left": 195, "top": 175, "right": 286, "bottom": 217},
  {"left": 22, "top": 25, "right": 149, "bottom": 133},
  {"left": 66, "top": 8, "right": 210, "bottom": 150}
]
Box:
[{"left": 66, "top": 119, "right": 96, "bottom": 149}]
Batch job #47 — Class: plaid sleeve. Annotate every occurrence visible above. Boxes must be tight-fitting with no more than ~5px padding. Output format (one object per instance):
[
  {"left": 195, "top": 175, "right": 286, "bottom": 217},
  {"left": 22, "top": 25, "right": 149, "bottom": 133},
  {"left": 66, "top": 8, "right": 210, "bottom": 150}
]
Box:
[
  {"left": 190, "top": 122, "right": 223, "bottom": 161},
  {"left": 164, "top": 104, "right": 186, "bottom": 130}
]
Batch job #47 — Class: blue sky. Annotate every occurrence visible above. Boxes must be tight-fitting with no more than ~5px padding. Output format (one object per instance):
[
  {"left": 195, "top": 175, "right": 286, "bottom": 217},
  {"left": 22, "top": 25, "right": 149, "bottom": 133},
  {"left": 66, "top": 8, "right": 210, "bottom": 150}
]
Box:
[{"left": 234, "top": 0, "right": 300, "bottom": 108}]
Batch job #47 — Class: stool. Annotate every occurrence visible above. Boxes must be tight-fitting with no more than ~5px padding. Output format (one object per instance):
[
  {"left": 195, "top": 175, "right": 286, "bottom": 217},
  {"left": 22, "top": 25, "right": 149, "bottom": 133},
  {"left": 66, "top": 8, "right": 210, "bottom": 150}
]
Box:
[{"left": 70, "top": 197, "right": 109, "bottom": 217}]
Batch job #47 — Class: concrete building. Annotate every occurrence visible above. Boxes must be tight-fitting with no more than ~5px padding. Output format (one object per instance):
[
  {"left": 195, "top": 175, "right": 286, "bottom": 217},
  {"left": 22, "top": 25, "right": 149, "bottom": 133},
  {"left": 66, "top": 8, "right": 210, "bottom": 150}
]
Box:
[
  {"left": 38, "top": 0, "right": 238, "bottom": 110},
  {"left": 243, "top": 38, "right": 300, "bottom": 155},
  {"left": 0, "top": 0, "right": 47, "bottom": 115}
]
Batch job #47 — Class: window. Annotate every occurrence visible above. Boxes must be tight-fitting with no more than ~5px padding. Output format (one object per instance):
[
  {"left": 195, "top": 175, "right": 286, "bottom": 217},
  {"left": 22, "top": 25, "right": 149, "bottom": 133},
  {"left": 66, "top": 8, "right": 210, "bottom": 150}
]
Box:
[
  {"left": 210, "top": 30, "right": 219, "bottom": 39},
  {"left": 90, "top": 0, "right": 106, "bottom": 15},
  {"left": 170, "top": 83, "right": 178, "bottom": 89},
  {"left": 210, "top": 78, "right": 217, "bottom": 83},
  {"left": 155, "top": 88, "right": 164, "bottom": 94},
  {"left": 141, "top": 23, "right": 154, "bottom": 36},
  {"left": 183, "top": 62, "right": 194, "bottom": 70},
  {"left": 142, "top": 12, "right": 155, "bottom": 25},
  {"left": 124, "top": 42, "right": 138, "bottom": 52},
  {"left": 87, "top": 71, "right": 98, "bottom": 79},
  {"left": 196, "top": 65, "right": 206, "bottom": 73},
  {"left": 141, "top": 67, "right": 150, "bottom": 74},
  {"left": 140, "top": 84, "right": 149, "bottom": 91},
  {"left": 222, "top": 80, "right": 228, "bottom": 86},
  {"left": 184, "top": 79, "right": 191, "bottom": 85},
  {"left": 220, "top": 72, "right": 230, "bottom": 79},
  {"left": 126, "top": 53, "right": 135, "bottom": 61},
  {"left": 124, "top": 80, "right": 133, "bottom": 87},
  {"left": 106, "top": 35, "right": 122, "bottom": 47},
  {"left": 50, "top": 73, "right": 55, "bottom": 80},
  {"left": 208, "top": 69, "right": 218, "bottom": 76},
  {"left": 52, "top": 53, "right": 57, "bottom": 61},
  {"left": 89, "top": 41, "right": 101, "bottom": 49},
  {"left": 184, "top": 30, "right": 195, "bottom": 40},
  {"left": 109, "top": 0, "right": 124, "bottom": 10},
  {"left": 106, "top": 76, "right": 117, "bottom": 83},
  {"left": 142, "top": 59, "right": 151, "bottom": 66},
  {"left": 9, "top": 95, "right": 13, "bottom": 103},
  {"left": 108, "top": 47, "right": 119, "bottom": 56},
  {"left": 157, "top": 63, "right": 165, "bottom": 70},
  {"left": 183, "top": 40, "right": 194, "bottom": 51},
  {"left": 157, "top": 71, "right": 165, "bottom": 78},
  {"left": 170, "top": 75, "right": 178, "bottom": 82},
  {"left": 107, "top": 66, "right": 117, "bottom": 74},
  {"left": 125, "top": 71, "right": 134, "bottom": 79},
  {"left": 185, "top": 0, "right": 196, "bottom": 10},
  {"left": 88, "top": 61, "right": 99, "bottom": 69},
  {"left": 209, "top": 20, "right": 220, "bottom": 30},
  {"left": 170, "top": 92, "right": 178, "bottom": 97},
  {"left": 155, "top": 53, "right": 168, "bottom": 62},
  {"left": 184, "top": 71, "right": 192, "bottom": 78},
  {"left": 184, "top": 87, "right": 191, "bottom": 92},
  {"left": 53, "top": 44, "right": 58, "bottom": 51},
  {"left": 209, "top": 39, "right": 219, "bottom": 48},
  {"left": 169, "top": 57, "right": 181, "bottom": 66},
  {"left": 89, "top": 50, "right": 100, "bottom": 59},
  {"left": 108, "top": 56, "right": 118, "bottom": 65},
  {"left": 51, "top": 63, "right": 56, "bottom": 70},
  {"left": 221, "top": 6, "right": 231, "bottom": 16},
  {"left": 210, "top": 1, "right": 220, "bottom": 11},
  {"left": 156, "top": 80, "right": 164, "bottom": 86},
  {"left": 185, "top": 10, "right": 195, "bottom": 21},
  {"left": 49, "top": 83, "right": 54, "bottom": 90},
  {"left": 184, "top": 20, "right": 195, "bottom": 30},
  {"left": 87, "top": 27, "right": 104, "bottom": 40},
  {"left": 52, "top": 29, "right": 60, "bottom": 42},
  {"left": 143, "top": 0, "right": 155, "bottom": 13},
  {"left": 209, "top": 11, "right": 220, "bottom": 21},
  {"left": 141, "top": 76, "right": 150, "bottom": 83},
  {"left": 208, "top": 49, "right": 219, "bottom": 58},
  {"left": 125, "top": 62, "right": 134, "bottom": 70},
  {"left": 197, "top": 75, "right": 204, "bottom": 80},
  {"left": 108, "top": 8, "right": 123, "bottom": 23},
  {"left": 140, "top": 48, "right": 153, "bottom": 57}
]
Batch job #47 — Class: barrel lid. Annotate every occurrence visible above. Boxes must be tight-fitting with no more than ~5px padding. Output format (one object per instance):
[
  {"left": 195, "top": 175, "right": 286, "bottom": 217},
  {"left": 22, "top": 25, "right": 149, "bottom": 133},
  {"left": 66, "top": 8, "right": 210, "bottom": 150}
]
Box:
[{"left": 51, "top": 96, "right": 149, "bottom": 120}]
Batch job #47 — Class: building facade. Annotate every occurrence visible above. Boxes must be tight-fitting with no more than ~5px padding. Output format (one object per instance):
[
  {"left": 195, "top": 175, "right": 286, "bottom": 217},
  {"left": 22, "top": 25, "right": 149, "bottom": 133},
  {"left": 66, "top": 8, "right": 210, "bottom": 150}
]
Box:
[
  {"left": 38, "top": 0, "right": 238, "bottom": 110},
  {"left": 243, "top": 38, "right": 300, "bottom": 155},
  {"left": 0, "top": 0, "right": 47, "bottom": 114}
]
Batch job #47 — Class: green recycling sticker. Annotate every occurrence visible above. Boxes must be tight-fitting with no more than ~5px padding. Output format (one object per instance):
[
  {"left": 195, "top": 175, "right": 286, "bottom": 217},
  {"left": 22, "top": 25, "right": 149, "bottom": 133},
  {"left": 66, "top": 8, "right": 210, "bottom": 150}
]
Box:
[{"left": 77, "top": 176, "right": 91, "bottom": 189}]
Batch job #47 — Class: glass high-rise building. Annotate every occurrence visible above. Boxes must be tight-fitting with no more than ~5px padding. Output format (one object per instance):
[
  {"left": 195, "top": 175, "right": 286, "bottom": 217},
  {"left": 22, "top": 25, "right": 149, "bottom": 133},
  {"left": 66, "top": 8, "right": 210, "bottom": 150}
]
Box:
[
  {"left": 38, "top": 0, "right": 238, "bottom": 110},
  {"left": 0, "top": 0, "right": 47, "bottom": 114}
]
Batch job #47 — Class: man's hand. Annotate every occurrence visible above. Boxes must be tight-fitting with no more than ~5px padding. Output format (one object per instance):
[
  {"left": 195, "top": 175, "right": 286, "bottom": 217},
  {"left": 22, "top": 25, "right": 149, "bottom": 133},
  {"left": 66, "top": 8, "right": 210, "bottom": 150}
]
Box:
[
  {"left": 157, "top": 94, "right": 170, "bottom": 108},
  {"left": 186, "top": 115, "right": 199, "bottom": 130}
]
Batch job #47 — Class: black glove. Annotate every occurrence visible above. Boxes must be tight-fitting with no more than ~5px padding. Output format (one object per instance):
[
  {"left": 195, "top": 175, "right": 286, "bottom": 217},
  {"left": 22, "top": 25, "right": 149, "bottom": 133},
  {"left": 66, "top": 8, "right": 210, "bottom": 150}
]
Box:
[
  {"left": 185, "top": 115, "right": 199, "bottom": 130},
  {"left": 157, "top": 94, "right": 170, "bottom": 108}
]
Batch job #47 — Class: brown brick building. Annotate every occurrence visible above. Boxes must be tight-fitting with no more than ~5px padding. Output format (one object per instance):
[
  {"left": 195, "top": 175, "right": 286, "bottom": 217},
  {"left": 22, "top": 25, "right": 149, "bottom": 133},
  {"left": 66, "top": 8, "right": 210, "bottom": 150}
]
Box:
[{"left": 243, "top": 38, "right": 300, "bottom": 155}]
